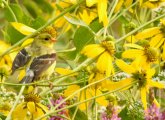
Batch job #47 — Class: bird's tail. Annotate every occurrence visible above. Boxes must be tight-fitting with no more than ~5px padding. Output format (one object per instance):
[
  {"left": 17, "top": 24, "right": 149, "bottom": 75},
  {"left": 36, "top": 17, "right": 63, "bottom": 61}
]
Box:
[{"left": 19, "top": 70, "right": 34, "bottom": 84}]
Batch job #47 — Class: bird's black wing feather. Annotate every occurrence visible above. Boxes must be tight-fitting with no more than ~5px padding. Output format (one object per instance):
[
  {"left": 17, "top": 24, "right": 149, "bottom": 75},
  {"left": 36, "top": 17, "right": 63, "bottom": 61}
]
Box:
[
  {"left": 20, "top": 53, "right": 56, "bottom": 83},
  {"left": 12, "top": 49, "right": 31, "bottom": 74}
]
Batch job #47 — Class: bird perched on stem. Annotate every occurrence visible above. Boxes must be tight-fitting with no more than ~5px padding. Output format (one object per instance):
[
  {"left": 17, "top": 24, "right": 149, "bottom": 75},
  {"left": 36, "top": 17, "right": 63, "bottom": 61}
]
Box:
[{"left": 11, "top": 26, "right": 57, "bottom": 83}]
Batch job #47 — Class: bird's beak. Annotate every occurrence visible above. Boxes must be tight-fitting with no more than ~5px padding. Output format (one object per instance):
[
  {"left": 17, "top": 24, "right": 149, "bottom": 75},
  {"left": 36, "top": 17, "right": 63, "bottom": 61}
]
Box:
[{"left": 51, "top": 38, "right": 57, "bottom": 43}]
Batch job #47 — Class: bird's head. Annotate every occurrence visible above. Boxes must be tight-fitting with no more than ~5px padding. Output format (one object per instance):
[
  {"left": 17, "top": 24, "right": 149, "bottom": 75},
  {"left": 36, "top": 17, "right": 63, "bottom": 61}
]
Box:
[{"left": 34, "top": 26, "right": 57, "bottom": 47}]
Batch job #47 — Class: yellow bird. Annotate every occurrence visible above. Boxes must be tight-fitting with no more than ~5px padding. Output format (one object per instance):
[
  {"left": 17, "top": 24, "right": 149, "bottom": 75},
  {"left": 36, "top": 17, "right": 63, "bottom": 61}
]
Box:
[{"left": 11, "top": 27, "right": 57, "bottom": 83}]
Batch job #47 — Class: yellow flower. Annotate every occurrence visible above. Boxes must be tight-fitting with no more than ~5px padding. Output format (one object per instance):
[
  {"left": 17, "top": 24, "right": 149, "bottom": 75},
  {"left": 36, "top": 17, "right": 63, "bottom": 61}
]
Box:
[
  {"left": 64, "top": 85, "right": 108, "bottom": 110},
  {"left": 0, "top": 102, "right": 11, "bottom": 116},
  {"left": 54, "top": 0, "right": 97, "bottom": 30},
  {"left": 87, "top": 67, "right": 105, "bottom": 89},
  {"left": 12, "top": 94, "right": 48, "bottom": 120},
  {"left": 81, "top": 40, "right": 115, "bottom": 76},
  {"left": 122, "top": 41, "right": 159, "bottom": 69},
  {"left": 86, "top": 0, "right": 108, "bottom": 26},
  {"left": 116, "top": 59, "right": 164, "bottom": 109},
  {"left": 140, "top": 0, "right": 165, "bottom": 8},
  {"left": 135, "top": 19, "right": 165, "bottom": 60},
  {"left": 114, "top": 0, "right": 133, "bottom": 13}
]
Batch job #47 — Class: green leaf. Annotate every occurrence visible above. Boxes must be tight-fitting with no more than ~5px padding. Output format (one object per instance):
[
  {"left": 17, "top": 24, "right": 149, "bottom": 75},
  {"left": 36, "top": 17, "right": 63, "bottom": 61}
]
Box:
[
  {"left": 69, "top": 107, "right": 88, "bottom": 120},
  {"left": 119, "top": 107, "right": 132, "bottom": 120},
  {"left": 65, "top": 16, "right": 88, "bottom": 27},
  {"left": 31, "top": 16, "right": 46, "bottom": 29},
  {"left": 34, "top": 0, "right": 54, "bottom": 14},
  {"left": 73, "top": 26, "right": 94, "bottom": 52},
  {"left": 4, "top": 4, "right": 23, "bottom": 22},
  {"left": 90, "top": 19, "right": 103, "bottom": 32},
  {"left": 23, "top": 0, "right": 42, "bottom": 18},
  {"left": 4, "top": 24, "right": 25, "bottom": 44}
]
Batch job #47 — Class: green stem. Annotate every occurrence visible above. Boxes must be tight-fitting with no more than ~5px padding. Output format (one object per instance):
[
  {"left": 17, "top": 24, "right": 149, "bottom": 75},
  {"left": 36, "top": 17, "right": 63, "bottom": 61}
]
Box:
[
  {"left": 36, "top": 80, "right": 137, "bottom": 120},
  {"left": 0, "top": 0, "right": 84, "bottom": 58},
  {"left": 5, "top": 85, "right": 26, "bottom": 120},
  {"left": 116, "top": 13, "right": 165, "bottom": 43},
  {"left": 108, "top": 0, "right": 118, "bottom": 20},
  {"left": 2, "top": 0, "right": 18, "bottom": 22}
]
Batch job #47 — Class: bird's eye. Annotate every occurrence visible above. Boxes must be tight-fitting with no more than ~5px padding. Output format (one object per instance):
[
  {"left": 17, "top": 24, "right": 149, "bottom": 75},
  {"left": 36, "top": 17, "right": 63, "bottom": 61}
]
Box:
[{"left": 44, "top": 37, "right": 49, "bottom": 41}]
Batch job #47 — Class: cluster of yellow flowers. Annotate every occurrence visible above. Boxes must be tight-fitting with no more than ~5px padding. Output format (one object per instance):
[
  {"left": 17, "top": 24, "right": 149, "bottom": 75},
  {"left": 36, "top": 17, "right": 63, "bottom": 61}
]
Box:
[{"left": 1, "top": 0, "right": 165, "bottom": 119}]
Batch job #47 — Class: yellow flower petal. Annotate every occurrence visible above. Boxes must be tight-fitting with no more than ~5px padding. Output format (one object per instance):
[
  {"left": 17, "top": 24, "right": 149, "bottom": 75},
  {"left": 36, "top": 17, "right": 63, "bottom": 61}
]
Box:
[
  {"left": 160, "top": 19, "right": 165, "bottom": 26},
  {"left": 12, "top": 102, "right": 27, "bottom": 120},
  {"left": 36, "top": 103, "right": 48, "bottom": 113},
  {"left": 135, "top": 27, "right": 161, "bottom": 40},
  {"left": 143, "top": 1, "right": 158, "bottom": 8},
  {"left": 33, "top": 107, "right": 46, "bottom": 120},
  {"left": 114, "top": 0, "right": 124, "bottom": 13},
  {"left": 11, "top": 22, "right": 36, "bottom": 35},
  {"left": 153, "top": 98, "right": 160, "bottom": 108},
  {"left": 124, "top": 0, "right": 133, "bottom": 8},
  {"left": 55, "top": 68, "right": 77, "bottom": 76},
  {"left": 124, "top": 43, "right": 144, "bottom": 50},
  {"left": 86, "top": 0, "right": 97, "bottom": 7},
  {"left": 96, "top": 52, "right": 114, "bottom": 76},
  {"left": 21, "top": 38, "right": 34, "bottom": 47},
  {"left": 79, "top": 88, "right": 92, "bottom": 110},
  {"left": 140, "top": 87, "right": 147, "bottom": 110},
  {"left": 162, "top": 42, "right": 165, "bottom": 60},
  {"left": 102, "top": 78, "right": 134, "bottom": 91},
  {"left": 146, "top": 68, "right": 155, "bottom": 78},
  {"left": 116, "top": 59, "right": 136, "bottom": 74},
  {"left": 125, "top": 35, "right": 137, "bottom": 43},
  {"left": 81, "top": 44, "right": 105, "bottom": 58},
  {"left": 97, "top": 0, "right": 108, "bottom": 26},
  {"left": 64, "top": 85, "right": 80, "bottom": 98},
  {"left": 27, "top": 102, "right": 36, "bottom": 113},
  {"left": 122, "top": 49, "right": 143, "bottom": 59},
  {"left": 149, "top": 34, "right": 164, "bottom": 48},
  {"left": 95, "top": 89, "right": 108, "bottom": 106},
  {"left": 78, "top": 9, "right": 97, "bottom": 25},
  {"left": 150, "top": 81, "right": 164, "bottom": 88}
]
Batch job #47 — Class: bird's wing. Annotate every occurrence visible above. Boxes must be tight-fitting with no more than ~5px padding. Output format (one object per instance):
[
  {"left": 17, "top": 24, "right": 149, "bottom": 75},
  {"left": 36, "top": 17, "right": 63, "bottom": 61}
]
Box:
[
  {"left": 12, "top": 48, "right": 31, "bottom": 74},
  {"left": 20, "top": 53, "right": 56, "bottom": 83}
]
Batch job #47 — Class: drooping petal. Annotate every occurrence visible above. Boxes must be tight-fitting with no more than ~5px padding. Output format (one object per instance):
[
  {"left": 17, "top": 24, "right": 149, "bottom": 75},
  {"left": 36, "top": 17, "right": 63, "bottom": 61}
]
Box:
[
  {"left": 122, "top": 49, "right": 143, "bottom": 59},
  {"left": 135, "top": 27, "right": 161, "bottom": 40},
  {"left": 95, "top": 89, "right": 108, "bottom": 106},
  {"left": 33, "top": 107, "right": 46, "bottom": 120},
  {"left": 36, "top": 103, "right": 48, "bottom": 113},
  {"left": 12, "top": 102, "right": 28, "bottom": 120},
  {"left": 150, "top": 81, "right": 164, "bottom": 88},
  {"left": 96, "top": 52, "right": 114, "bottom": 76},
  {"left": 116, "top": 59, "right": 136, "bottom": 74},
  {"left": 64, "top": 85, "right": 80, "bottom": 98},
  {"left": 27, "top": 102, "right": 36, "bottom": 113},
  {"left": 97, "top": 0, "right": 108, "bottom": 26},
  {"left": 102, "top": 78, "right": 134, "bottom": 91},
  {"left": 55, "top": 68, "right": 77, "bottom": 76},
  {"left": 81, "top": 44, "right": 105, "bottom": 58},
  {"left": 114, "top": 0, "right": 124, "bottom": 13},
  {"left": 11, "top": 22, "right": 36, "bottom": 35},
  {"left": 79, "top": 88, "right": 92, "bottom": 110},
  {"left": 149, "top": 34, "right": 164, "bottom": 48},
  {"left": 140, "top": 87, "right": 147, "bottom": 110}
]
